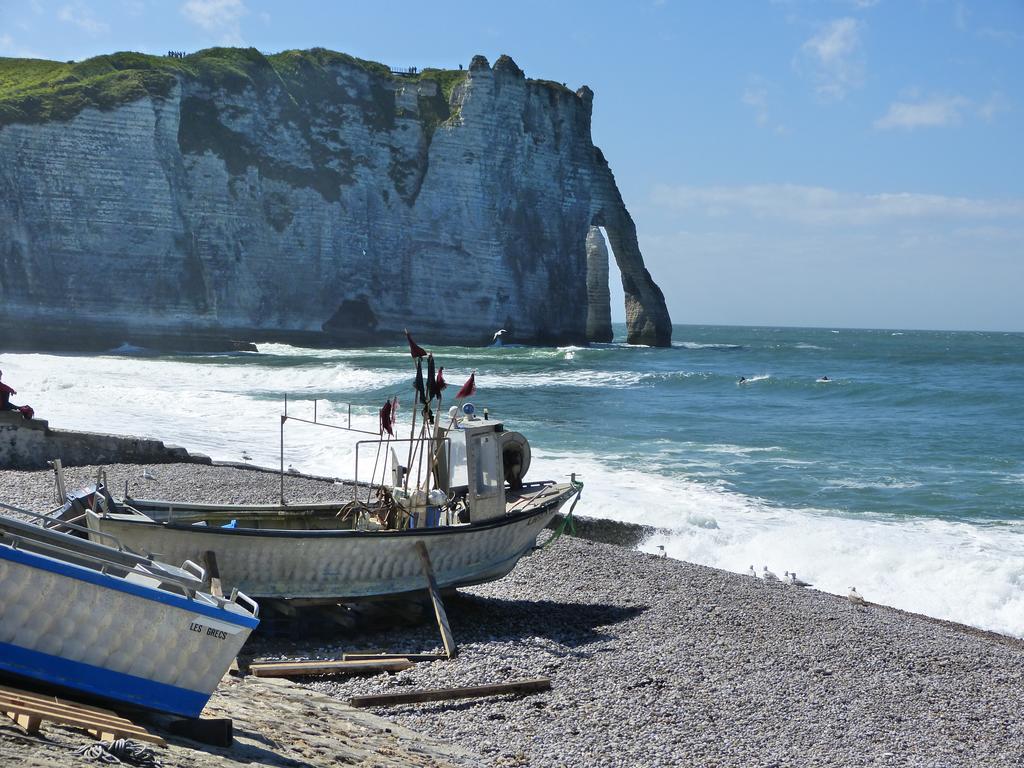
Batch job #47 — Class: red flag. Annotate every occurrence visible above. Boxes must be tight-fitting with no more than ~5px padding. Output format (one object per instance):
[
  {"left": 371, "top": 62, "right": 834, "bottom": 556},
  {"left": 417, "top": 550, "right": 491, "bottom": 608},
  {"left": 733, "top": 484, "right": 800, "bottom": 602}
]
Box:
[
  {"left": 413, "top": 358, "right": 427, "bottom": 402},
  {"left": 379, "top": 399, "right": 394, "bottom": 437},
  {"left": 426, "top": 353, "right": 437, "bottom": 399},
  {"left": 435, "top": 367, "right": 447, "bottom": 394},
  {"left": 455, "top": 371, "right": 476, "bottom": 399},
  {"left": 404, "top": 329, "right": 427, "bottom": 359}
]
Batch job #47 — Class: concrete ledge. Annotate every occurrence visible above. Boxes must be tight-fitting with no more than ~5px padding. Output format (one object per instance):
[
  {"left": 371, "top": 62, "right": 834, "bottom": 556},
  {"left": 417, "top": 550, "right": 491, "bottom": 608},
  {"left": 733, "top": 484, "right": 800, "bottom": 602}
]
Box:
[{"left": 0, "top": 412, "right": 213, "bottom": 470}]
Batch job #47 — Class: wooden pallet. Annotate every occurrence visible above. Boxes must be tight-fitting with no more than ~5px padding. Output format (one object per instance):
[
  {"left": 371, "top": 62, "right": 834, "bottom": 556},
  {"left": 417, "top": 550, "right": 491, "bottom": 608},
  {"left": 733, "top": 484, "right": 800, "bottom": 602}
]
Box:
[{"left": 0, "top": 683, "right": 166, "bottom": 746}]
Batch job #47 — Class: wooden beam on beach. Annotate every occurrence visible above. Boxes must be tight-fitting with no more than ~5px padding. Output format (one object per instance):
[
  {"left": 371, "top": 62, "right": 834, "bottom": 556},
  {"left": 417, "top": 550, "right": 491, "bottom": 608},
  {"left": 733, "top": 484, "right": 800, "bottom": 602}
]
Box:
[
  {"left": 416, "top": 541, "right": 457, "bottom": 659},
  {"left": 201, "top": 550, "right": 224, "bottom": 597},
  {"left": 248, "top": 659, "right": 414, "bottom": 678},
  {"left": 342, "top": 652, "right": 447, "bottom": 662},
  {"left": 348, "top": 677, "right": 552, "bottom": 708},
  {"left": 202, "top": 550, "right": 241, "bottom": 676}
]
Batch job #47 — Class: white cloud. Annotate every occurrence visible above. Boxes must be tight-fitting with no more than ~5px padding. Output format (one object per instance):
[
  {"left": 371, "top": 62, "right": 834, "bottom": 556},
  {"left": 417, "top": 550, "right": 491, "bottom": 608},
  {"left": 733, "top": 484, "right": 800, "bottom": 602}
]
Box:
[
  {"left": 978, "top": 91, "right": 1010, "bottom": 122},
  {"left": 796, "top": 17, "right": 865, "bottom": 100},
  {"left": 180, "top": 0, "right": 247, "bottom": 44},
  {"left": 650, "top": 183, "right": 1024, "bottom": 226},
  {"left": 57, "top": 2, "right": 110, "bottom": 36},
  {"left": 741, "top": 77, "right": 787, "bottom": 134},
  {"left": 874, "top": 94, "right": 970, "bottom": 130},
  {"left": 741, "top": 84, "right": 770, "bottom": 126},
  {"left": 0, "top": 32, "right": 43, "bottom": 58}
]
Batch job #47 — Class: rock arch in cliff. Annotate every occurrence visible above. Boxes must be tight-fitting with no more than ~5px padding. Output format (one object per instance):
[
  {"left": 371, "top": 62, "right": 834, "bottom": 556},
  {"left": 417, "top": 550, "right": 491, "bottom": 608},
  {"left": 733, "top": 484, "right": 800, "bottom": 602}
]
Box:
[
  {"left": 573, "top": 84, "right": 671, "bottom": 348},
  {"left": 585, "top": 199, "right": 672, "bottom": 347}
]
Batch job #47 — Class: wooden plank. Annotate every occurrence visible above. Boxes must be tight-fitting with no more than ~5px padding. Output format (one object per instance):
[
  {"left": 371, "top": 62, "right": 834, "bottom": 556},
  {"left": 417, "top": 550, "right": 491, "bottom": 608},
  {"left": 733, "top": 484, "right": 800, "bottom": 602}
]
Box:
[
  {"left": 248, "top": 659, "right": 413, "bottom": 678},
  {"left": 201, "top": 550, "right": 224, "bottom": 598},
  {"left": 342, "top": 652, "right": 446, "bottom": 662},
  {"left": 415, "top": 541, "right": 457, "bottom": 659},
  {"left": 0, "top": 689, "right": 141, "bottom": 729},
  {"left": 202, "top": 550, "right": 241, "bottom": 677},
  {"left": 348, "top": 677, "right": 552, "bottom": 708},
  {"left": 0, "top": 683, "right": 119, "bottom": 716},
  {"left": 1, "top": 701, "right": 165, "bottom": 746},
  {"left": 7, "top": 712, "right": 41, "bottom": 734},
  {"left": 0, "top": 699, "right": 151, "bottom": 735},
  {"left": 0, "top": 685, "right": 165, "bottom": 746}
]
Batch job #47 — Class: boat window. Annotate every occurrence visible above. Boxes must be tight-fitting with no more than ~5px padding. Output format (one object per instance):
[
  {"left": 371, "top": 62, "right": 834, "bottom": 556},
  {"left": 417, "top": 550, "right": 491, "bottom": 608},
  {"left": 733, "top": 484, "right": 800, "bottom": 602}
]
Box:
[
  {"left": 448, "top": 429, "right": 468, "bottom": 488},
  {"left": 472, "top": 434, "right": 499, "bottom": 496}
]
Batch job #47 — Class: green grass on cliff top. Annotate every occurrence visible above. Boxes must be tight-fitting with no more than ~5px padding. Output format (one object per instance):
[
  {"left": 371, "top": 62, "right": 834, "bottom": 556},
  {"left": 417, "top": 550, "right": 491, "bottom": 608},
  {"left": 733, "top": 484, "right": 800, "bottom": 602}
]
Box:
[{"left": 0, "top": 47, "right": 472, "bottom": 128}]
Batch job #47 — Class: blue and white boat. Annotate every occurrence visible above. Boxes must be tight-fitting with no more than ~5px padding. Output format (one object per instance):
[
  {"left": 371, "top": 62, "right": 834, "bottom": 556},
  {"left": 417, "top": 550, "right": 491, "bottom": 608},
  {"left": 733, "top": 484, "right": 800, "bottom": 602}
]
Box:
[{"left": 0, "top": 504, "right": 258, "bottom": 718}]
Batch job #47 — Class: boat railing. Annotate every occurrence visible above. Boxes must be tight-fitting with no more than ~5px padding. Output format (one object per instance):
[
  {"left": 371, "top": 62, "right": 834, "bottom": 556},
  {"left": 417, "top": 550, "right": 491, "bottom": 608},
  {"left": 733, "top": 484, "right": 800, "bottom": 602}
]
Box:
[
  {"left": 0, "top": 502, "right": 211, "bottom": 596},
  {"left": 278, "top": 394, "right": 379, "bottom": 504},
  {"left": 1, "top": 501, "right": 130, "bottom": 552},
  {"left": 0, "top": 528, "right": 206, "bottom": 600},
  {"left": 230, "top": 588, "right": 260, "bottom": 617},
  {"left": 353, "top": 436, "right": 452, "bottom": 497}
]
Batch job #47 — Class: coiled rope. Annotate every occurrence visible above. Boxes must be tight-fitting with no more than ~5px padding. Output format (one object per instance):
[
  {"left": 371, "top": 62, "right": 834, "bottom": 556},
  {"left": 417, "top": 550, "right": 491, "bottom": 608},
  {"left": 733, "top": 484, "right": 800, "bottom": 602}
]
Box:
[{"left": 73, "top": 738, "right": 163, "bottom": 768}]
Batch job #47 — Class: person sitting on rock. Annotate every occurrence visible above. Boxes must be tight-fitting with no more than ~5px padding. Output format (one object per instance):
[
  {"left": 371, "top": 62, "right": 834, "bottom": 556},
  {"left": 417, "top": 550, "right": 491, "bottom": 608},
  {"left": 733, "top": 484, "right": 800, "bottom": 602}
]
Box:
[
  {"left": 0, "top": 370, "right": 16, "bottom": 412},
  {"left": 0, "top": 370, "right": 33, "bottom": 419}
]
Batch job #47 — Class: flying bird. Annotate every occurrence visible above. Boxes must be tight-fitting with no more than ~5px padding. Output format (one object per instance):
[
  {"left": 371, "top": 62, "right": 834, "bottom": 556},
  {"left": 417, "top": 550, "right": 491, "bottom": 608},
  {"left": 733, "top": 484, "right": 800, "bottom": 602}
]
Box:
[
  {"left": 848, "top": 586, "right": 866, "bottom": 606},
  {"left": 491, "top": 329, "right": 508, "bottom": 345}
]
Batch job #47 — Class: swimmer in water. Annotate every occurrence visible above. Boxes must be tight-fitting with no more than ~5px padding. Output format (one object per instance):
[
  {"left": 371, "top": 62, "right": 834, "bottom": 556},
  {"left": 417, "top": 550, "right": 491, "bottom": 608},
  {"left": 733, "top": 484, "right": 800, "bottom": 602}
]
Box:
[{"left": 738, "top": 376, "right": 747, "bottom": 384}]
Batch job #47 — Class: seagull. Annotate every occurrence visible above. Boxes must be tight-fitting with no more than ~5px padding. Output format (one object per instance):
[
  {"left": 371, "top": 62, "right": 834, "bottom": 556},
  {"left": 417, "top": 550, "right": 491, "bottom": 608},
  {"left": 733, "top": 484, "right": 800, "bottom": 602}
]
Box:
[
  {"left": 786, "top": 571, "right": 812, "bottom": 587},
  {"left": 748, "top": 565, "right": 758, "bottom": 579},
  {"left": 241, "top": 452, "right": 252, "bottom": 462},
  {"left": 492, "top": 329, "right": 508, "bottom": 345},
  {"left": 762, "top": 566, "right": 780, "bottom": 582},
  {"left": 142, "top": 469, "right": 157, "bottom": 481},
  {"left": 848, "top": 586, "right": 866, "bottom": 606}
]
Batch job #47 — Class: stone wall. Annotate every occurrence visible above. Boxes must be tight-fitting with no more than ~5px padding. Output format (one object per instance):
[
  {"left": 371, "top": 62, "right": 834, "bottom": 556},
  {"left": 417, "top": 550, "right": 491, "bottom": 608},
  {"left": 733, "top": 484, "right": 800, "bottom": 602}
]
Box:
[{"left": 0, "top": 411, "right": 211, "bottom": 470}]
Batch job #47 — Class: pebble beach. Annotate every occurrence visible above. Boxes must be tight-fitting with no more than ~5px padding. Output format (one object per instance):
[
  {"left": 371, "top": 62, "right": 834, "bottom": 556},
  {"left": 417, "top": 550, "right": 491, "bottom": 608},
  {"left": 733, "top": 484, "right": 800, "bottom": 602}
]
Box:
[{"left": 2, "top": 462, "right": 1024, "bottom": 767}]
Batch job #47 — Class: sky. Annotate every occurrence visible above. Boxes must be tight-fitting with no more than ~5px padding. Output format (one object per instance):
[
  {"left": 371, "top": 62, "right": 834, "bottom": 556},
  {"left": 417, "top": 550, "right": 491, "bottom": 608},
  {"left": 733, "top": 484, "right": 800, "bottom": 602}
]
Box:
[{"left": 1, "top": 0, "right": 1022, "bottom": 332}]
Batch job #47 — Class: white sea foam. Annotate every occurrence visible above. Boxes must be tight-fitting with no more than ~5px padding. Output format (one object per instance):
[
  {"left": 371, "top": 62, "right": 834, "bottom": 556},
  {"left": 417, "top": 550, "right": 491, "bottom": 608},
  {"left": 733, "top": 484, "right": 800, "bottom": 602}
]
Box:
[
  {"left": 532, "top": 448, "right": 1024, "bottom": 638},
  {"left": 5, "top": 350, "right": 1023, "bottom": 638},
  {"left": 738, "top": 374, "right": 771, "bottom": 384},
  {"left": 675, "top": 341, "right": 742, "bottom": 350},
  {"left": 825, "top": 477, "right": 923, "bottom": 491}
]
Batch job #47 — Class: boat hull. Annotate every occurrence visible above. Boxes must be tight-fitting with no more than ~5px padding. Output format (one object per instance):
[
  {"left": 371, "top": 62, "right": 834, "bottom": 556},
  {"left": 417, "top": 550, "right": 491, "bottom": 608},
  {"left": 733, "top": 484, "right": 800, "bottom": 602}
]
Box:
[
  {"left": 87, "top": 500, "right": 568, "bottom": 601},
  {"left": 0, "top": 545, "right": 256, "bottom": 717}
]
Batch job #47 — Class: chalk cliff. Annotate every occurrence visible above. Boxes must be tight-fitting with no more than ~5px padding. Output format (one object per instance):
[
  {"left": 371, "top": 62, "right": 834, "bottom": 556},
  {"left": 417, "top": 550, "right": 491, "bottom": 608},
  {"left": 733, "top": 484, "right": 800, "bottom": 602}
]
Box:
[{"left": 0, "top": 48, "right": 671, "bottom": 348}]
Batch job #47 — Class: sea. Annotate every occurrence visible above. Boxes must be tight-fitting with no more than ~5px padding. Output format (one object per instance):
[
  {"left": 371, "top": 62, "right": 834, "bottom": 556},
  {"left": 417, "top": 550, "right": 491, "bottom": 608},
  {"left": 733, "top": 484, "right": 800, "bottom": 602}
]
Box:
[{"left": 2, "top": 324, "right": 1022, "bottom": 636}]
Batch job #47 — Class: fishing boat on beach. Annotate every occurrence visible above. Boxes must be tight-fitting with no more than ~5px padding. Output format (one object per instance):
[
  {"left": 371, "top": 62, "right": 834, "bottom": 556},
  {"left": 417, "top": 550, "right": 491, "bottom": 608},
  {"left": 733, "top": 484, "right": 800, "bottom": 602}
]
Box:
[
  {"left": 0, "top": 504, "right": 258, "bottom": 718},
  {"left": 71, "top": 334, "right": 583, "bottom": 603}
]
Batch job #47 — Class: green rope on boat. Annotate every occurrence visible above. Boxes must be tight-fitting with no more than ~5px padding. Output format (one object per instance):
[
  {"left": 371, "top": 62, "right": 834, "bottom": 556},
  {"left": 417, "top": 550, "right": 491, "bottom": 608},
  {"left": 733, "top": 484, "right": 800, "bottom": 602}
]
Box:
[{"left": 544, "top": 478, "right": 583, "bottom": 548}]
